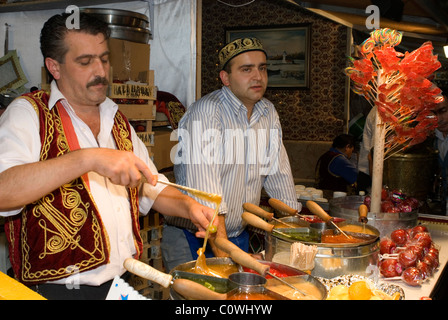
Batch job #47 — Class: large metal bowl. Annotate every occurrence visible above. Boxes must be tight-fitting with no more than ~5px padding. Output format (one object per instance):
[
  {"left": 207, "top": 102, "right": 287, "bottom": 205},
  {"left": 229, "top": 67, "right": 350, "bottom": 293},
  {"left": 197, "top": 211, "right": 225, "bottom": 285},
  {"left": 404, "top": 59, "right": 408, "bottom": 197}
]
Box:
[
  {"left": 272, "top": 216, "right": 380, "bottom": 247},
  {"left": 265, "top": 216, "right": 380, "bottom": 279},
  {"left": 170, "top": 257, "right": 239, "bottom": 275},
  {"left": 81, "top": 8, "right": 149, "bottom": 29},
  {"left": 169, "top": 257, "right": 327, "bottom": 300}
]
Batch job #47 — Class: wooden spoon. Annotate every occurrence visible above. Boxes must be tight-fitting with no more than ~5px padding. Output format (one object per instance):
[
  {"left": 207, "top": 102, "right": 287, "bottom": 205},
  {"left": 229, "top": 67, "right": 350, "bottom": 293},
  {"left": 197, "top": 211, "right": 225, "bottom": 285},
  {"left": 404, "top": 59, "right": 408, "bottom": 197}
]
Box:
[
  {"left": 358, "top": 204, "right": 369, "bottom": 224},
  {"left": 214, "top": 238, "right": 309, "bottom": 297},
  {"left": 358, "top": 204, "right": 369, "bottom": 233},
  {"left": 242, "top": 211, "right": 292, "bottom": 238},
  {"left": 214, "top": 238, "right": 270, "bottom": 276},
  {"left": 172, "top": 279, "right": 227, "bottom": 300},
  {"left": 306, "top": 200, "right": 351, "bottom": 239},
  {"left": 124, "top": 258, "right": 226, "bottom": 300},
  {"left": 243, "top": 203, "right": 296, "bottom": 228},
  {"left": 268, "top": 198, "right": 311, "bottom": 225}
]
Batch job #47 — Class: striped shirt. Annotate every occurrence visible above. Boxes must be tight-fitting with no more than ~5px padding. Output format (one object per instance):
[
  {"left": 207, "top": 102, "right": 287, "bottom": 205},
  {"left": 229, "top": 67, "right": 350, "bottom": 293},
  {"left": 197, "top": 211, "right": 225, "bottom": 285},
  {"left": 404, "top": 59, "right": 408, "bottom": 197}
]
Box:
[{"left": 165, "top": 86, "right": 301, "bottom": 237}]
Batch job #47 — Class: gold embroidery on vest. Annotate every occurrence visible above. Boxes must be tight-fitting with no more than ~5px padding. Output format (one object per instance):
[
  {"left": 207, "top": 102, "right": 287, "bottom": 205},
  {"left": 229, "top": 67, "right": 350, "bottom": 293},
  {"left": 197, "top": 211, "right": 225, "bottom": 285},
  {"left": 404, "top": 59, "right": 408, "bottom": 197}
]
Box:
[
  {"left": 19, "top": 94, "right": 56, "bottom": 161},
  {"left": 113, "top": 111, "right": 133, "bottom": 151},
  {"left": 112, "top": 111, "right": 142, "bottom": 257},
  {"left": 34, "top": 184, "right": 90, "bottom": 258},
  {"left": 55, "top": 116, "right": 69, "bottom": 157},
  {"left": 21, "top": 211, "right": 106, "bottom": 282},
  {"left": 17, "top": 95, "right": 108, "bottom": 283},
  {"left": 13, "top": 94, "right": 140, "bottom": 283}
]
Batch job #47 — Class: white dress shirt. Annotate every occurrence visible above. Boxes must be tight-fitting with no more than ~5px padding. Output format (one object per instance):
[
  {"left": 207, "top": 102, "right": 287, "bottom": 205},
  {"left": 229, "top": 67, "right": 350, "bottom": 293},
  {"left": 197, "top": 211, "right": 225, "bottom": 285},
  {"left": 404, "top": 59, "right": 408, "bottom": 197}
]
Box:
[
  {"left": 0, "top": 81, "right": 167, "bottom": 286},
  {"left": 169, "top": 86, "right": 300, "bottom": 238},
  {"left": 358, "top": 106, "right": 377, "bottom": 175}
]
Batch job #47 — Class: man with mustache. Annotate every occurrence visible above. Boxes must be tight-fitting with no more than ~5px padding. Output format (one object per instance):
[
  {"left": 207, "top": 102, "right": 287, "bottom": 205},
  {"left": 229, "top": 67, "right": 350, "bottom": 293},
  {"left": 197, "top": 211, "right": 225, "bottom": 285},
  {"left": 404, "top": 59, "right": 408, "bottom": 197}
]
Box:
[
  {"left": 0, "top": 12, "right": 216, "bottom": 299},
  {"left": 161, "top": 38, "right": 300, "bottom": 271},
  {"left": 87, "top": 76, "right": 109, "bottom": 88}
]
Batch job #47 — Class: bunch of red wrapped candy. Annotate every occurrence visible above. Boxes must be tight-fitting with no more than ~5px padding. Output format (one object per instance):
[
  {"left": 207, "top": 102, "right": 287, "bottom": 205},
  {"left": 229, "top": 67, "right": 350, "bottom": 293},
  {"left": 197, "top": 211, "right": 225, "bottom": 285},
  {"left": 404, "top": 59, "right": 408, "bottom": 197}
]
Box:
[
  {"left": 363, "top": 187, "right": 419, "bottom": 213},
  {"left": 379, "top": 225, "right": 439, "bottom": 286}
]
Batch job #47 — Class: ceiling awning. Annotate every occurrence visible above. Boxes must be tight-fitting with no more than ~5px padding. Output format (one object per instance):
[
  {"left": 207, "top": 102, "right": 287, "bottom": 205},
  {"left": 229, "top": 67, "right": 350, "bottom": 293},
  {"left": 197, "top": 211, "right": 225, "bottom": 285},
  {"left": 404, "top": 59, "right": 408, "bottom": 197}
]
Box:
[{"left": 286, "top": 0, "right": 448, "bottom": 63}]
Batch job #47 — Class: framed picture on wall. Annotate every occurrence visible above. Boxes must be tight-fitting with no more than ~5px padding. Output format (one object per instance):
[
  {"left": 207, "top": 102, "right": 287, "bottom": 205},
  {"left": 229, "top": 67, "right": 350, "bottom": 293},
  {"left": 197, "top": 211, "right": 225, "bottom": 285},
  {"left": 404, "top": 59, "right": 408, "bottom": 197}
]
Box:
[
  {"left": 0, "top": 50, "right": 28, "bottom": 94},
  {"left": 226, "top": 24, "right": 311, "bottom": 89}
]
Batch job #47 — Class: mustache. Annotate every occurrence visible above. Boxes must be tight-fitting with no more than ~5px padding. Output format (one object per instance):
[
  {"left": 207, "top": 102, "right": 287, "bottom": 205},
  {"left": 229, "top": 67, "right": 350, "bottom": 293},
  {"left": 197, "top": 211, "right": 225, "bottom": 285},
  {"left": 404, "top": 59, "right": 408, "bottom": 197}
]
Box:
[{"left": 86, "top": 76, "right": 109, "bottom": 88}]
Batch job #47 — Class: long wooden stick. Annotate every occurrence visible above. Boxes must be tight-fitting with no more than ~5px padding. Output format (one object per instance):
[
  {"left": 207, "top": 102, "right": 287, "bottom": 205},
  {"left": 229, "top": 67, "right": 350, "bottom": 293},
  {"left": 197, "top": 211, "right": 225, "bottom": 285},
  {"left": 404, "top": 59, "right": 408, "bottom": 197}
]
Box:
[{"left": 370, "top": 107, "right": 386, "bottom": 214}]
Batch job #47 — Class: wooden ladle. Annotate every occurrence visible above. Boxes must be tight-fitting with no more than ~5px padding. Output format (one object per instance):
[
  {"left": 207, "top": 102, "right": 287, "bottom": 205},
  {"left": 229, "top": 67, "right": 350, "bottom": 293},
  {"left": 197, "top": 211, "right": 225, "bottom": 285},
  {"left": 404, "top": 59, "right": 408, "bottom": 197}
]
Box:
[
  {"left": 214, "top": 238, "right": 309, "bottom": 297},
  {"left": 358, "top": 204, "right": 369, "bottom": 224},
  {"left": 242, "top": 211, "right": 293, "bottom": 239},
  {"left": 124, "top": 258, "right": 226, "bottom": 300},
  {"left": 268, "top": 198, "right": 311, "bottom": 225},
  {"left": 243, "top": 203, "right": 296, "bottom": 228},
  {"left": 305, "top": 200, "right": 351, "bottom": 239}
]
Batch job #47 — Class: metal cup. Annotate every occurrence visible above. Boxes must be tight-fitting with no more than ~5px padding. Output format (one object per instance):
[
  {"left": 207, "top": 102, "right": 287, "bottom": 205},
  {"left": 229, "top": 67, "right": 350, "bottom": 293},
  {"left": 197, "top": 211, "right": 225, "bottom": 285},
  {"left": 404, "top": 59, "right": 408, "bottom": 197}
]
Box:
[{"left": 228, "top": 272, "right": 266, "bottom": 290}]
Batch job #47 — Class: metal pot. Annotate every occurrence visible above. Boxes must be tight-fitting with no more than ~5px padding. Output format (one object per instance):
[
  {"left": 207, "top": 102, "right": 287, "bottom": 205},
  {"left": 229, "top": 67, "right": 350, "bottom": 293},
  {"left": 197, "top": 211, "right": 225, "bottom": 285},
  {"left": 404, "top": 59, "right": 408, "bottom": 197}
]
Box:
[
  {"left": 169, "top": 257, "right": 237, "bottom": 300},
  {"left": 170, "top": 257, "right": 327, "bottom": 300},
  {"left": 169, "top": 270, "right": 288, "bottom": 300},
  {"left": 383, "top": 151, "right": 437, "bottom": 200},
  {"left": 80, "top": 8, "right": 149, "bottom": 29},
  {"left": 226, "top": 272, "right": 291, "bottom": 300},
  {"left": 310, "top": 220, "right": 380, "bottom": 244},
  {"left": 264, "top": 216, "right": 380, "bottom": 279},
  {"left": 228, "top": 272, "right": 266, "bottom": 287},
  {"left": 329, "top": 195, "right": 418, "bottom": 237},
  {"left": 108, "top": 25, "right": 151, "bottom": 44},
  {"left": 170, "top": 257, "right": 239, "bottom": 273},
  {"left": 246, "top": 261, "right": 328, "bottom": 300},
  {"left": 80, "top": 8, "right": 151, "bottom": 43}
]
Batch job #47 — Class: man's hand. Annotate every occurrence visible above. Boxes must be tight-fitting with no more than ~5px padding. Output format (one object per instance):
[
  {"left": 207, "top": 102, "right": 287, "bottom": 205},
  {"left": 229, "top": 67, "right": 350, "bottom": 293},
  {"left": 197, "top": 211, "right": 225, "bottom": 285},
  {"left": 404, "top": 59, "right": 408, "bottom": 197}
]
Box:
[
  {"left": 187, "top": 201, "right": 219, "bottom": 238},
  {"left": 0, "top": 148, "right": 156, "bottom": 210},
  {"left": 151, "top": 186, "right": 219, "bottom": 238},
  {"left": 88, "top": 148, "right": 157, "bottom": 187},
  {"left": 208, "top": 215, "right": 229, "bottom": 257}
]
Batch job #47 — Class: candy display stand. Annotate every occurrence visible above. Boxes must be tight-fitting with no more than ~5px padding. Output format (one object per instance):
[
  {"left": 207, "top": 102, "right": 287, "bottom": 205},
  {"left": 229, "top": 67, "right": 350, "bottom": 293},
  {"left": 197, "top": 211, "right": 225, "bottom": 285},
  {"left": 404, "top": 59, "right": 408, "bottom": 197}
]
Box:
[{"left": 345, "top": 28, "right": 441, "bottom": 213}]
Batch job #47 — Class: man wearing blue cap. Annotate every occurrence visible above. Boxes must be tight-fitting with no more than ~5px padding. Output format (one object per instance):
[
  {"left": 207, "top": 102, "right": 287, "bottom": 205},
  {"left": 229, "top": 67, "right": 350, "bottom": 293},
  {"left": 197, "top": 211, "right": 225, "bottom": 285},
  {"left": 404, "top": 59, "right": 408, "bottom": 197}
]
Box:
[{"left": 161, "top": 37, "right": 301, "bottom": 271}]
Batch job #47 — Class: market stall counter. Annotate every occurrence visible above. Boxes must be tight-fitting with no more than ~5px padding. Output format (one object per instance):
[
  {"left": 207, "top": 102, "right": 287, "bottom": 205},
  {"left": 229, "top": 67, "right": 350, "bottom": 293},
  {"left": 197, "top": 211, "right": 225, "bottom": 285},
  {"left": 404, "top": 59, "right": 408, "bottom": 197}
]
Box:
[
  {"left": 316, "top": 214, "right": 448, "bottom": 300},
  {"left": 0, "top": 271, "right": 46, "bottom": 300},
  {"left": 253, "top": 197, "right": 448, "bottom": 300}
]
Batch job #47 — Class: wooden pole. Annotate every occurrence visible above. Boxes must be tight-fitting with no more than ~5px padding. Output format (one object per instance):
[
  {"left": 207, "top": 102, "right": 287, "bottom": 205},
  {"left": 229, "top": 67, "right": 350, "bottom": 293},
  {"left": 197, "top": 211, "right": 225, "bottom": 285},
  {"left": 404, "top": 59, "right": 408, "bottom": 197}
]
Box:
[
  {"left": 370, "top": 69, "right": 385, "bottom": 214},
  {"left": 370, "top": 109, "right": 386, "bottom": 213}
]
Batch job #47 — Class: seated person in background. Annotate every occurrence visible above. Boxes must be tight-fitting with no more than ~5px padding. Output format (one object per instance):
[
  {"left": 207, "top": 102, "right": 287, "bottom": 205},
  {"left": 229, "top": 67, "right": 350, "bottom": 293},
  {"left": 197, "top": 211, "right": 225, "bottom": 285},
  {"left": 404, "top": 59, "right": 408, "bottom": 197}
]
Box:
[{"left": 315, "top": 134, "right": 358, "bottom": 193}]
